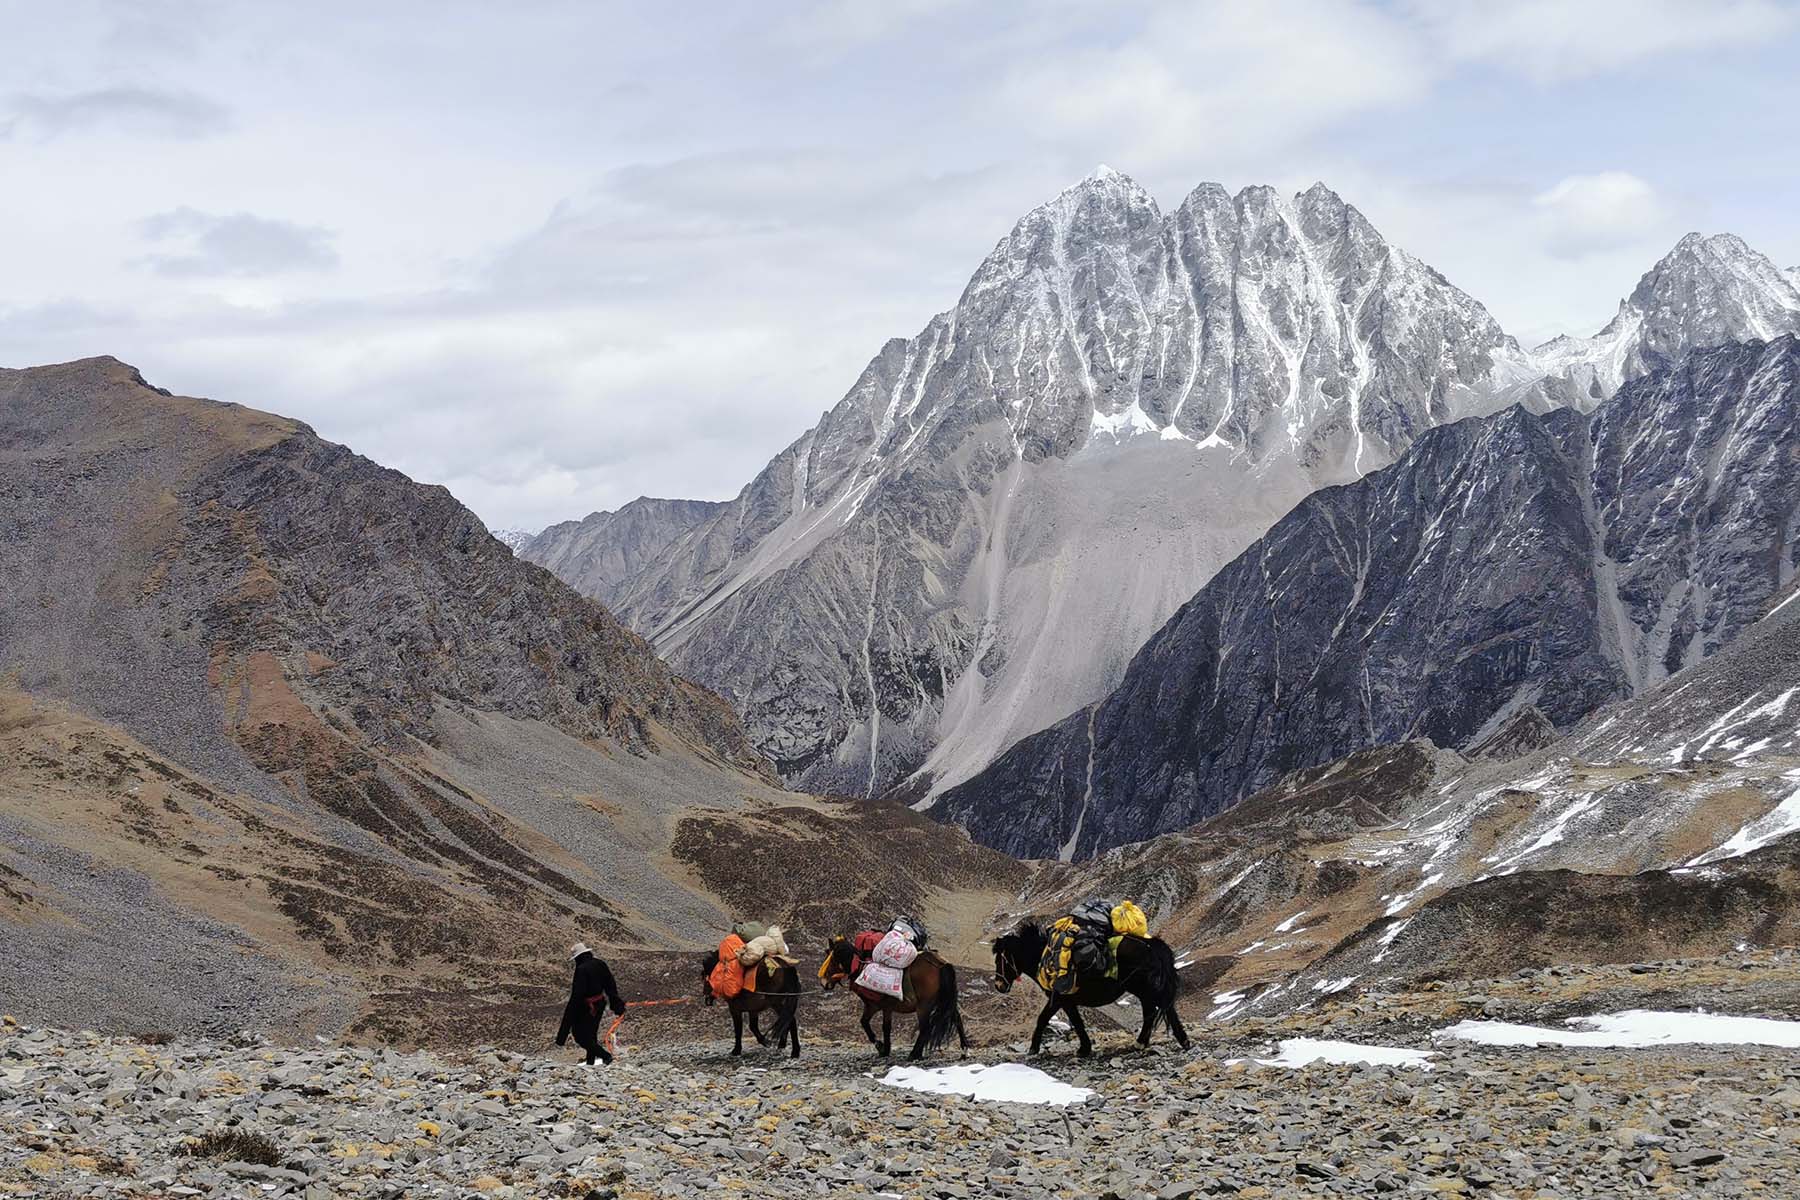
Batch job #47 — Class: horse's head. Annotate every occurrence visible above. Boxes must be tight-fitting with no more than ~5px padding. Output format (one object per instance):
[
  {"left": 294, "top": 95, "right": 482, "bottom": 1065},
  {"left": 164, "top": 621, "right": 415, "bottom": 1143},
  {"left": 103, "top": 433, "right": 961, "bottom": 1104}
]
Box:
[
  {"left": 990, "top": 921, "right": 1044, "bottom": 994},
  {"left": 817, "top": 935, "right": 853, "bottom": 991},
  {"left": 696, "top": 952, "right": 718, "bottom": 1006}
]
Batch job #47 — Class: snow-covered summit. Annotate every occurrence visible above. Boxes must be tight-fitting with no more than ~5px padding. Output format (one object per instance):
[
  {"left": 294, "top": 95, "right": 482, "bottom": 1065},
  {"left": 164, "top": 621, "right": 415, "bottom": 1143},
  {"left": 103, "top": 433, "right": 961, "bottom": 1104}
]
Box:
[
  {"left": 940, "top": 169, "right": 1533, "bottom": 477},
  {"left": 490, "top": 527, "right": 537, "bottom": 554},
  {"left": 1535, "top": 232, "right": 1800, "bottom": 401}
]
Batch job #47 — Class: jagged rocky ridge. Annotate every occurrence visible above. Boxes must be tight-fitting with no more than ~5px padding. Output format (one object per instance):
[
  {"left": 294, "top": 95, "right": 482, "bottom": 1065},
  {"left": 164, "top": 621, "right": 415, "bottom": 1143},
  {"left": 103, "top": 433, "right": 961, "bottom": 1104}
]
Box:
[
  {"left": 523, "top": 497, "right": 724, "bottom": 609},
  {"left": 940, "top": 336, "right": 1800, "bottom": 860},
  {"left": 530, "top": 170, "right": 1557, "bottom": 799},
  {"left": 528, "top": 175, "right": 1798, "bottom": 811},
  {"left": 1536, "top": 234, "right": 1800, "bottom": 401}
]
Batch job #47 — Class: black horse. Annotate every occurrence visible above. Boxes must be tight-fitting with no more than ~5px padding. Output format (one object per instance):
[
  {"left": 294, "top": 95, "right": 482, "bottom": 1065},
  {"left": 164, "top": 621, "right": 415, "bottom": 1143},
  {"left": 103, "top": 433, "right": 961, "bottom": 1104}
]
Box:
[
  {"left": 990, "top": 920, "right": 1189, "bottom": 1057},
  {"left": 697, "top": 955, "right": 801, "bottom": 1058}
]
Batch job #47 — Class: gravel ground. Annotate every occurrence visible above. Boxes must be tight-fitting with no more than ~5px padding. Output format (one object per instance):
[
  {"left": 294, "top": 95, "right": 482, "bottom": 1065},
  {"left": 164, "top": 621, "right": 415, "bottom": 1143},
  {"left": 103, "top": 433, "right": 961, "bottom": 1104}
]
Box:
[{"left": 5, "top": 998, "right": 1800, "bottom": 1200}]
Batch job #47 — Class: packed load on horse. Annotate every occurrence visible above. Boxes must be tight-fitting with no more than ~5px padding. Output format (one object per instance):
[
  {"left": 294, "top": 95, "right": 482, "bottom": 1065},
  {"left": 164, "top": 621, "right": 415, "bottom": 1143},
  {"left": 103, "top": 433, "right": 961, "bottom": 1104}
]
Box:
[
  {"left": 736, "top": 924, "right": 791, "bottom": 968},
  {"left": 889, "top": 914, "right": 928, "bottom": 948},
  {"left": 854, "top": 915, "right": 928, "bottom": 999},
  {"left": 555, "top": 942, "right": 624, "bottom": 1066},
  {"left": 1038, "top": 898, "right": 1147, "bottom": 995},
  {"left": 708, "top": 919, "right": 796, "bottom": 1000}
]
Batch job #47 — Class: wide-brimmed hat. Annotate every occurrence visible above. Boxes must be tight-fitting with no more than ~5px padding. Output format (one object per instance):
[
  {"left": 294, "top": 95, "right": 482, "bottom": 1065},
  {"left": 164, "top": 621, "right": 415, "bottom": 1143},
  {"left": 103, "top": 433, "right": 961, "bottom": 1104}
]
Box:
[{"left": 568, "top": 942, "right": 592, "bottom": 961}]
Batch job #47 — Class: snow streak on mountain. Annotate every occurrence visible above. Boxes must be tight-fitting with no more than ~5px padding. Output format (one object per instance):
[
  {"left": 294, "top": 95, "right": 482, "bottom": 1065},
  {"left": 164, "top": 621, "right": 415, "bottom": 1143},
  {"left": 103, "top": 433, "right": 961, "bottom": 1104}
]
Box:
[{"left": 1535, "top": 233, "right": 1800, "bottom": 401}]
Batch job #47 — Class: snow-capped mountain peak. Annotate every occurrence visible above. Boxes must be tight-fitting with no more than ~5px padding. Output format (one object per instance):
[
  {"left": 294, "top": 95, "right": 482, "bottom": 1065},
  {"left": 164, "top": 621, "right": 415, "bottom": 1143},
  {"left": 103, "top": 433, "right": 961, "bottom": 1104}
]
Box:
[
  {"left": 524, "top": 171, "right": 1796, "bottom": 818},
  {"left": 531, "top": 172, "right": 1552, "bottom": 801},
  {"left": 1535, "top": 232, "right": 1800, "bottom": 400}
]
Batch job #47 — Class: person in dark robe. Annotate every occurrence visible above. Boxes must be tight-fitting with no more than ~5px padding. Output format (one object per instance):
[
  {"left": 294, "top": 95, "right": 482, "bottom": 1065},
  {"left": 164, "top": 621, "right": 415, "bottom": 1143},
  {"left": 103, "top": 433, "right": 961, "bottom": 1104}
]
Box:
[{"left": 556, "top": 942, "right": 625, "bottom": 1064}]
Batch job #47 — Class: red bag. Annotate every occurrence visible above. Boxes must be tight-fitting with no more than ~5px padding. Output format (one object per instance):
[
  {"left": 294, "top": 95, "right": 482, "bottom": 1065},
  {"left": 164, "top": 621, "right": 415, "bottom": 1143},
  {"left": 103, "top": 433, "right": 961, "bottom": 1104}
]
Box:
[{"left": 850, "top": 930, "right": 883, "bottom": 975}]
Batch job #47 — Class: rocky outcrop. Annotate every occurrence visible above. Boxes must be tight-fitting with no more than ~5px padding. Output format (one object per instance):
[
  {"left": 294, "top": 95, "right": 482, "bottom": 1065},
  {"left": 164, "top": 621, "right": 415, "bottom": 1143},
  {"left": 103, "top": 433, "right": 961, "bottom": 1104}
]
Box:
[
  {"left": 1465, "top": 706, "right": 1559, "bottom": 762},
  {"left": 522, "top": 497, "right": 724, "bottom": 608},
  {"left": 940, "top": 337, "right": 1800, "bottom": 859}
]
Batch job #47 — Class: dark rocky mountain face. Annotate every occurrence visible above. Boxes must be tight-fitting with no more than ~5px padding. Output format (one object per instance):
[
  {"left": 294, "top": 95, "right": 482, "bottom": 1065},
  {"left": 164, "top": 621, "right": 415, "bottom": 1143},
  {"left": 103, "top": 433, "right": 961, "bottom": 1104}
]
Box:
[
  {"left": 522, "top": 497, "right": 724, "bottom": 609},
  {"left": 939, "top": 337, "right": 1800, "bottom": 860},
  {"left": 1009, "top": 580, "right": 1800, "bottom": 1017}
]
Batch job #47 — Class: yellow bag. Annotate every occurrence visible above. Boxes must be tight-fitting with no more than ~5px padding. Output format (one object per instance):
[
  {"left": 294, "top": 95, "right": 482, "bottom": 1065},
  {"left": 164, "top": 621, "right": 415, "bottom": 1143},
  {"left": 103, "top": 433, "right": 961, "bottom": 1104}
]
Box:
[
  {"left": 1111, "top": 900, "right": 1147, "bottom": 938},
  {"left": 1036, "top": 916, "right": 1080, "bottom": 992}
]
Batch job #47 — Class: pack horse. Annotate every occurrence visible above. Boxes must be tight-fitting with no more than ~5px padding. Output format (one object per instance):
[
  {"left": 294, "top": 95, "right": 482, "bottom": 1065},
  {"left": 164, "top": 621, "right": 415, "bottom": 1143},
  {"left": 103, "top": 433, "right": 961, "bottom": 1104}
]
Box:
[
  {"left": 700, "top": 923, "right": 802, "bottom": 1057},
  {"left": 990, "top": 900, "right": 1189, "bottom": 1057},
  {"left": 818, "top": 918, "right": 967, "bottom": 1060}
]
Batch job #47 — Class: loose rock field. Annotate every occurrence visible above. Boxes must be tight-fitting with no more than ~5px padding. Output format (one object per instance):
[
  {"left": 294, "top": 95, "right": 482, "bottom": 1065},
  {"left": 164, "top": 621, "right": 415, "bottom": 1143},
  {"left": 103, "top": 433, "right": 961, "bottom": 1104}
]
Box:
[{"left": 6, "top": 994, "right": 1800, "bottom": 1199}]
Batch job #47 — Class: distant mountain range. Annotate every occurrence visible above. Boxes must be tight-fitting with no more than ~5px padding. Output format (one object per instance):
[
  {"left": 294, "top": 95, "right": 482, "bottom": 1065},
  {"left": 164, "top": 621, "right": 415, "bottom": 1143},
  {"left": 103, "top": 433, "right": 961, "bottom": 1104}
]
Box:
[{"left": 524, "top": 169, "right": 1800, "bottom": 819}]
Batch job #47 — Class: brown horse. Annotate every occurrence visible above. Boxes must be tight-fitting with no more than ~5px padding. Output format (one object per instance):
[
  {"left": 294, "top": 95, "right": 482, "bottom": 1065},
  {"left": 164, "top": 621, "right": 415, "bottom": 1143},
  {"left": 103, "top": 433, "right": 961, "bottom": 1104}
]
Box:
[
  {"left": 698, "top": 955, "right": 801, "bottom": 1058},
  {"left": 818, "top": 935, "right": 967, "bottom": 1060}
]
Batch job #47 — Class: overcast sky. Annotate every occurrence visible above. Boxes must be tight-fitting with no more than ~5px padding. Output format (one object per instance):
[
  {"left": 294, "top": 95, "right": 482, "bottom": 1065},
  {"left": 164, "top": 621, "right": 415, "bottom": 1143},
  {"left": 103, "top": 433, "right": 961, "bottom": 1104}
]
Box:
[{"left": 4, "top": 1, "right": 1798, "bottom": 531}]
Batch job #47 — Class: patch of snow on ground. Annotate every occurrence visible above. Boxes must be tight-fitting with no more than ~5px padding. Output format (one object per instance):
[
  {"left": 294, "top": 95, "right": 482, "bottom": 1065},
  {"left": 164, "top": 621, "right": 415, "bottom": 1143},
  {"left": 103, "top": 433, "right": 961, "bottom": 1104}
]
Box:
[
  {"left": 1274, "top": 909, "right": 1310, "bottom": 933},
  {"left": 1688, "top": 782, "right": 1800, "bottom": 865},
  {"left": 1438, "top": 1009, "right": 1800, "bottom": 1049},
  {"left": 878, "top": 1063, "right": 1095, "bottom": 1106},
  {"left": 1384, "top": 873, "right": 1443, "bottom": 916},
  {"left": 1250, "top": 1038, "right": 1435, "bottom": 1070},
  {"left": 1371, "top": 917, "right": 1413, "bottom": 965}
]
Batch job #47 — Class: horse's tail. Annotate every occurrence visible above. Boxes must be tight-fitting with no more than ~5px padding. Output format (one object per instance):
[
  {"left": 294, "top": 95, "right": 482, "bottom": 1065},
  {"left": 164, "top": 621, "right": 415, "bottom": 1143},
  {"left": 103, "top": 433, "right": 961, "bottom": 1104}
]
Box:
[
  {"left": 916, "top": 960, "right": 961, "bottom": 1055},
  {"left": 1144, "top": 937, "right": 1181, "bottom": 1033},
  {"left": 767, "top": 965, "right": 799, "bottom": 1045}
]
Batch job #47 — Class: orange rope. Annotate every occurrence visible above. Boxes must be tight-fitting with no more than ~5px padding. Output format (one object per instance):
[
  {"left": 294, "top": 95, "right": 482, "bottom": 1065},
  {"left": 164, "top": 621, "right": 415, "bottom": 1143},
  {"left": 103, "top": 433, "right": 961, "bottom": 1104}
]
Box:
[{"left": 601, "top": 996, "right": 695, "bottom": 1052}]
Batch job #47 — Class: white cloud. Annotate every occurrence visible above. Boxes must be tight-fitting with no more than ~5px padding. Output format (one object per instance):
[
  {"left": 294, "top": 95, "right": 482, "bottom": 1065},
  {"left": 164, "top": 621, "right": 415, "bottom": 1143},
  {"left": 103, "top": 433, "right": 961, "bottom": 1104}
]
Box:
[
  {"left": 1409, "top": 0, "right": 1796, "bottom": 80},
  {"left": 135, "top": 209, "right": 339, "bottom": 277},
  {"left": 997, "top": 1, "right": 1431, "bottom": 174},
  {"left": 1, "top": 87, "right": 229, "bottom": 140},
  {"left": 0, "top": 1, "right": 1796, "bottom": 531},
  {"left": 1532, "top": 172, "right": 1678, "bottom": 259}
]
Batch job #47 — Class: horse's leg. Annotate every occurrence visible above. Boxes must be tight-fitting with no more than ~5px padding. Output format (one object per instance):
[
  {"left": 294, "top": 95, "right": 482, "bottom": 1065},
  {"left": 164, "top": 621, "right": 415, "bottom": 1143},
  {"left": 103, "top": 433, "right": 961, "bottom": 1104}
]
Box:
[
  {"left": 956, "top": 1009, "right": 971, "bottom": 1052},
  {"left": 787, "top": 1000, "right": 801, "bottom": 1059},
  {"left": 748, "top": 1011, "right": 769, "bottom": 1046},
  {"left": 1067, "top": 1003, "right": 1094, "bottom": 1058},
  {"left": 1136, "top": 993, "right": 1157, "bottom": 1047},
  {"left": 860, "top": 1001, "right": 879, "bottom": 1049},
  {"left": 906, "top": 1001, "right": 928, "bottom": 1062},
  {"left": 1029, "top": 995, "right": 1057, "bottom": 1055},
  {"left": 1165, "top": 1003, "right": 1191, "bottom": 1049},
  {"left": 731, "top": 1006, "right": 744, "bottom": 1057},
  {"left": 880, "top": 1009, "right": 892, "bottom": 1058}
]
